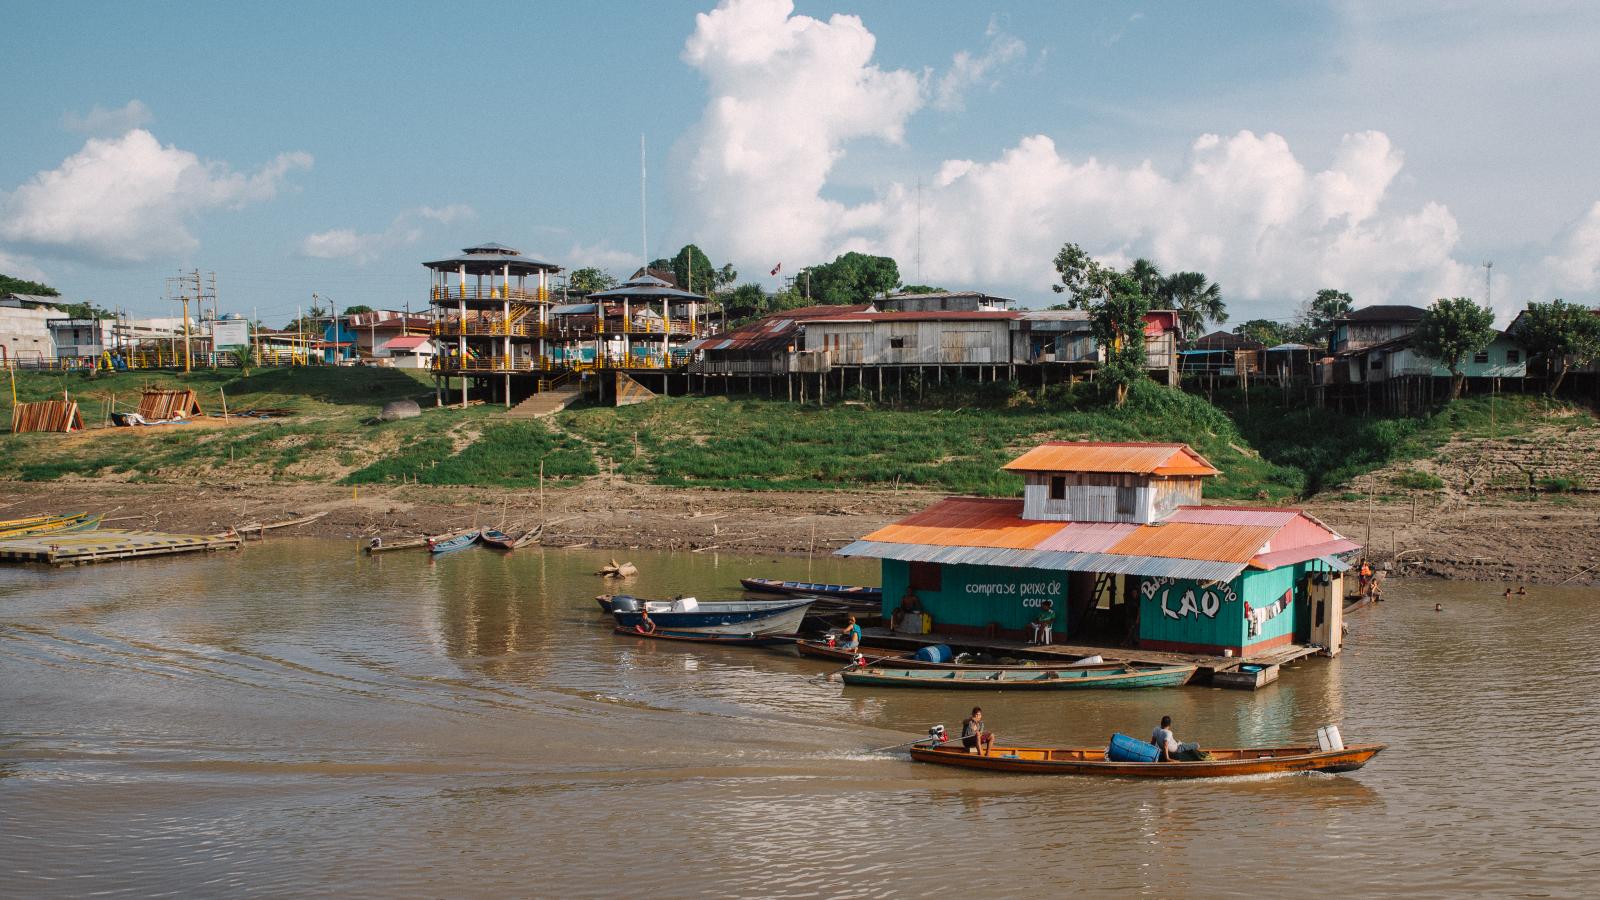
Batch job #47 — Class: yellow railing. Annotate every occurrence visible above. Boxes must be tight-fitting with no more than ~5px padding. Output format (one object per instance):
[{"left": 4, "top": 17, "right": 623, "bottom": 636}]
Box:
[{"left": 430, "top": 285, "right": 549, "bottom": 302}]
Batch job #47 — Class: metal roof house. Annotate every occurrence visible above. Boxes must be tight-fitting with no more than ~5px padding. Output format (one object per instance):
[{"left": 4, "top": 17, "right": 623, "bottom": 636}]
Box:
[{"left": 838, "top": 441, "right": 1356, "bottom": 658}]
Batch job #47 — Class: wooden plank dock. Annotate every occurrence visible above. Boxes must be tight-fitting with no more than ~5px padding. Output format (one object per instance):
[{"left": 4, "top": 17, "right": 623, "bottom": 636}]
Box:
[{"left": 0, "top": 529, "right": 242, "bottom": 566}]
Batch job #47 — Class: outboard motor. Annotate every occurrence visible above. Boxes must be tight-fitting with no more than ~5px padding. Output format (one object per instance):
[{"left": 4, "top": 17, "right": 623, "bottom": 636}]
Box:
[
  {"left": 825, "top": 633, "right": 838, "bottom": 649},
  {"left": 610, "top": 595, "right": 640, "bottom": 614},
  {"left": 928, "top": 724, "right": 948, "bottom": 744}
]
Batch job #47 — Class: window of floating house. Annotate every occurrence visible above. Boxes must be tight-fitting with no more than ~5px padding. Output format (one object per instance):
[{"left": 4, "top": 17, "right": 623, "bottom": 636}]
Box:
[
  {"left": 1473, "top": 350, "right": 1490, "bottom": 364},
  {"left": 1116, "top": 485, "right": 1136, "bottom": 517},
  {"left": 889, "top": 336, "right": 906, "bottom": 348},
  {"left": 1049, "top": 475, "right": 1067, "bottom": 501},
  {"left": 1370, "top": 353, "right": 1384, "bottom": 370},
  {"left": 1506, "top": 349, "right": 1520, "bottom": 364},
  {"left": 909, "top": 561, "right": 942, "bottom": 591}
]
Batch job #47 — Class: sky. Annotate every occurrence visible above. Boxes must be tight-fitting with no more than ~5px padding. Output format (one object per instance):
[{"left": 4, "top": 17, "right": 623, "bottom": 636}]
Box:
[{"left": 4, "top": 0, "right": 1600, "bottom": 326}]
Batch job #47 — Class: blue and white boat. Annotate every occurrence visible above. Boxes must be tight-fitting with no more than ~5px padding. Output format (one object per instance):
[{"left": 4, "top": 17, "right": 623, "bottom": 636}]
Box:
[
  {"left": 427, "top": 530, "right": 480, "bottom": 554},
  {"left": 609, "top": 596, "right": 813, "bottom": 636}
]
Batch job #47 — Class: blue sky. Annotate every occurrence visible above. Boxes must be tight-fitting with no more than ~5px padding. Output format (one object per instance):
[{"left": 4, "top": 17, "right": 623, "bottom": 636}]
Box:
[{"left": 4, "top": 1, "right": 1599, "bottom": 325}]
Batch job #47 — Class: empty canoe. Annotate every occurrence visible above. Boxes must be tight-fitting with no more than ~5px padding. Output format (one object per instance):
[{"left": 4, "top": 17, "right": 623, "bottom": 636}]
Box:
[
  {"left": 740, "top": 577, "right": 882, "bottom": 602},
  {"left": 840, "top": 664, "right": 1196, "bottom": 690},
  {"left": 427, "top": 531, "right": 480, "bottom": 554},
  {"left": 612, "top": 626, "right": 794, "bottom": 647},
  {"left": 795, "top": 640, "right": 1123, "bottom": 672},
  {"left": 609, "top": 597, "right": 814, "bottom": 636},
  {"left": 908, "top": 741, "right": 1385, "bottom": 778}
]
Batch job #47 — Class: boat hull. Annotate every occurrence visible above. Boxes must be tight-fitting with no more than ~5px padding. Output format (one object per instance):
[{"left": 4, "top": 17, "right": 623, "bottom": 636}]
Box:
[
  {"left": 796, "top": 640, "right": 1123, "bottom": 671},
  {"left": 840, "top": 664, "right": 1195, "bottom": 690},
  {"left": 612, "top": 626, "right": 794, "bottom": 647},
  {"left": 741, "top": 577, "right": 882, "bottom": 602},
  {"left": 612, "top": 599, "right": 813, "bottom": 636},
  {"left": 909, "top": 742, "right": 1385, "bottom": 777},
  {"left": 428, "top": 531, "right": 480, "bottom": 554}
]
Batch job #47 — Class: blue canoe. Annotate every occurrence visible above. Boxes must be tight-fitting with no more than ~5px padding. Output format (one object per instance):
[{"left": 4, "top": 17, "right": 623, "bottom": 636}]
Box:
[
  {"left": 609, "top": 597, "right": 813, "bottom": 636},
  {"left": 427, "top": 530, "right": 480, "bottom": 554},
  {"left": 840, "top": 663, "right": 1197, "bottom": 690},
  {"left": 740, "top": 577, "right": 882, "bottom": 602}
]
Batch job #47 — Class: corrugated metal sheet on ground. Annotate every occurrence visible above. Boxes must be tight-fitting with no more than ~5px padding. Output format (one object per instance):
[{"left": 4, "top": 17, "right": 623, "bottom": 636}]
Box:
[
  {"left": 836, "top": 540, "right": 1247, "bottom": 582},
  {"left": 1106, "top": 522, "right": 1277, "bottom": 563},
  {"left": 1250, "top": 539, "right": 1362, "bottom": 570},
  {"left": 859, "top": 497, "right": 1067, "bottom": 550},
  {"left": 1002, "top": 442, "right": 1219, "bottom": 476}
]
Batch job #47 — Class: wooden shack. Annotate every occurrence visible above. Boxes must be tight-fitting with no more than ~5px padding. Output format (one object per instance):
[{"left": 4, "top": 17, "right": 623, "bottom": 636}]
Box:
[{"left": 11, "top": 399, "right": 84, "bottom": 433}]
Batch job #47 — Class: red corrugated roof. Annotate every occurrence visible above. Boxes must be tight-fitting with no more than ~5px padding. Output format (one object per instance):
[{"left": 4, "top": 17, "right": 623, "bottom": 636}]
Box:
[
  {"left": 1002, "top": 442, "right": 1220, "bottom": 476},
  {"left": 384, "top": 335, "right": 431, "bottom": 351}
]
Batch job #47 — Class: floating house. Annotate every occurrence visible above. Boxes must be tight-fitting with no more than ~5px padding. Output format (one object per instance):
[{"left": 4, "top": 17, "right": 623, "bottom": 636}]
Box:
[{"left": 837, "top": 442, "right": 1357, "bottom": 658}]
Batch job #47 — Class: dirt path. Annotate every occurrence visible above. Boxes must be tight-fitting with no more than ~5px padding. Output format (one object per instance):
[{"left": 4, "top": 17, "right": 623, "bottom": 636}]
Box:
[{"left": 3, "top": 476, "right": 1596, "bottom": 584}]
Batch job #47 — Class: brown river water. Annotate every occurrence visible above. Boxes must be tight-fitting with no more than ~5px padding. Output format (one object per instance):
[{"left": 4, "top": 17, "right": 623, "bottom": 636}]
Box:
[{"left": 2, "top": 540, "right": 1598, "bottom": 898}]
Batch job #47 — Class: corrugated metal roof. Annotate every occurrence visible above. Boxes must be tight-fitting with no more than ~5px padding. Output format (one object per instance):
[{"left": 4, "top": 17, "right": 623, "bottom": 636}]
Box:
[
  {"left": 1166, "top": 506, "right": 1301, "bottom": 527},
  {"left": 383, "top": 335, "right": 431, "bottom": 350},
  {"left": 590, "top": 275, "right": 706, "bottom": 301},
  {"left": 1106, "top": 522, "right": 1277, "bottom": 564},
  {"left": 1032, "top": 521, "right": 1141, "bottom": 553},
  {"left": 859, "top": 497, "right": 1066, "bottom": 550},
  {"left": 836, "top": 540, "right": 1248, "bottom": 582},
  {"left": 551, "top": 303, "right": 598, "bottom": 316},
  {"left": 1002, "top": 442, "right": 1220, "bottom": 476},
  {"left": 803, "top": 310, "right": 1019, "bottom": 323},
  {"left": 1250, "top": 539, "right": 1362, "bottom": 570}
]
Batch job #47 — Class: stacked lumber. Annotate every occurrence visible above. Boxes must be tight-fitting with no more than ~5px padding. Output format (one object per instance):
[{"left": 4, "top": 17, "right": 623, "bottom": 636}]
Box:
[
  {"left": 137, "top": 389, "right": 204, "bottom": 420},
  {"left": 11, "top": 400, "right": 84, "bottom": 433}
]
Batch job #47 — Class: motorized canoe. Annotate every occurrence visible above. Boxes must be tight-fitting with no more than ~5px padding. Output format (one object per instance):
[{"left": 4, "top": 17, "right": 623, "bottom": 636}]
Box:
[
  {"left": 740, "top": 577, "right": 882, "bottom": 603},
  {"left": 427, "top": 530, "right": 480, "bottom": 554},
  {"left": 612, "top": 626, "right": 795, "bottom": 647},
  {"left": 840, "top": 663, "right": 1196, "bottom": 690},
  {"left": 795, "top": 639, "right": 1123, "bottom": 671},
  {"left": 480, "top": 528, "right": 538, "bottom": 550},
  {"left": 908, "top": 741, "right": 1385, "bottom": 778},
  {"left": 608, "top": 596, "right": 814, "bottom": 636}
]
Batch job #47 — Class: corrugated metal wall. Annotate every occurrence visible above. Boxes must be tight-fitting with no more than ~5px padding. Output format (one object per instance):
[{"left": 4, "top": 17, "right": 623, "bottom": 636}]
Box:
[{"left": 806, "top": 320, "right": 1012, "bottom": 366}]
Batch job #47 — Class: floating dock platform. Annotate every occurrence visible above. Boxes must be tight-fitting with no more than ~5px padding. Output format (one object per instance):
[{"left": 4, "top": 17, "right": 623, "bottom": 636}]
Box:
[{"left": 0, "top": 529, "right": 242, "bottom": 566}]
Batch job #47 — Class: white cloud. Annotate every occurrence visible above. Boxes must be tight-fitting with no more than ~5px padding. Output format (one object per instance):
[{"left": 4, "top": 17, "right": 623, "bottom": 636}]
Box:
[
  {"left": 933, "top": 20, "right": 1026, "bottom": 112},
  {"left": 566, "top": 241, "right": 644, "bottom": 275},
  {"left": 300, "top": 205, "right": 478, "bottom": 264},
  {"left": 678, "top": 0, "right": 924, "bottom": 266},
  {"left": 0, "top": 249, "right": 49, "bottom": 282},
  {"left": 0, "top": 129, "right": 311, "bottom": 264},
  {"left": 62, "top": 100, "right": 153, "bottom": 136},
  {"left": 1539, "top": 201, "right": 1600, "bottom": 298}
]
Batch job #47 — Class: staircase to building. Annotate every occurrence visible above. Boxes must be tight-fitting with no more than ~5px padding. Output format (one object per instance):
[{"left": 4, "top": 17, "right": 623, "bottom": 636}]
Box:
[{"left": 506, "top": 372, "right": 582, "bottom": 419}]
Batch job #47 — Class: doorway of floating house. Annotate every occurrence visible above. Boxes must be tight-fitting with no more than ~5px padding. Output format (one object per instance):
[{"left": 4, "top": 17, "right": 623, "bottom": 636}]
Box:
[{"left": 1067, "top": 571, "right": 1138, "bottom": 645}]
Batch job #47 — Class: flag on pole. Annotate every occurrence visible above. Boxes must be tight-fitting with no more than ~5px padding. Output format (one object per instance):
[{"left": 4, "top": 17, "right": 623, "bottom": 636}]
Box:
[{"left": 770, "top": 262, "right": 782, "bottom": 276}]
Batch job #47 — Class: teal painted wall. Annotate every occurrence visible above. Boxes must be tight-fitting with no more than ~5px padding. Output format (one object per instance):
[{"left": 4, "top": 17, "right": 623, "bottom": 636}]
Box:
[
  {"left": 1237, "top": 566, "right": 1296, "bottom": 648},
  {"left": 881, "top": 560, "right": 1069, "bottom": 637},
  {"left": 1136, "top": 565, "right": 1302, "bottom": 650}
]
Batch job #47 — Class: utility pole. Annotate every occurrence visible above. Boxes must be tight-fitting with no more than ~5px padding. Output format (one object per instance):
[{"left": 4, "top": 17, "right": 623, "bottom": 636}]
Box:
[
  {"left": 1483, "top": 260, "right": 1493, "bottom": 309},
  {"left": 165, "top": 269, "right": 217, "bottom": 372}
]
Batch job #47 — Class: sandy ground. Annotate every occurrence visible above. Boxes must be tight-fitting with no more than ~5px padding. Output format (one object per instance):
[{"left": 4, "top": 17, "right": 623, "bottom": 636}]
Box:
[{"left": 3, "top": 477, "right": 1596, "bottom": 585}]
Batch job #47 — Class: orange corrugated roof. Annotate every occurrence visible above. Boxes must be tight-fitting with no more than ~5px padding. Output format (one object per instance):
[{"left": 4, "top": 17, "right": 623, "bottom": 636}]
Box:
[
  {"left": 859, "top": 497, "right": 1067, "bottom": 550},
  {"left": 1105, "top": 522, "right": 1276, "bottom": 563},
  {"left": 1001, "top": 442, "right": 1220, "bottom": 476}
]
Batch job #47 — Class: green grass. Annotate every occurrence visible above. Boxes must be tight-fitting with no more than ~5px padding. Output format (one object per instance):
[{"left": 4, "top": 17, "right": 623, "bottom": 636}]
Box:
[
  {"left": 1390, "top": 469, "right": 1445, "bottom": 490},
  {"left": 1537, "top": 476, "right": 1584, "bottom": 493},
  {"left": 343, "top": 421, "right": 596, "bottom": 486}
]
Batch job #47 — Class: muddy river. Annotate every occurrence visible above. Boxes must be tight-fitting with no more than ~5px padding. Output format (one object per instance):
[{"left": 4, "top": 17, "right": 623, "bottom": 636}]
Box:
[{"left": 2, "top": 541, "right": 1596, "bottom": 896}]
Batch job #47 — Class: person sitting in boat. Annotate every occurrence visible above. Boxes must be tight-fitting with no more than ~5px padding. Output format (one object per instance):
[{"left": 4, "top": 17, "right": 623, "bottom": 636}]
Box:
[
  {"left": 1151, "top": 715, "right": 1205, "bottom": 761},
  {"left": 1028, "top": 600, "right": 1056, "bottom": 645},
  {"left": 636, "top": 606, "right": 656, "bottom": 635},
  {"left": 840, "top": 615, "right": 862, "bottom": 652},
  {"left": 962, "top": 707, "right": 994, "bottom": 755}
]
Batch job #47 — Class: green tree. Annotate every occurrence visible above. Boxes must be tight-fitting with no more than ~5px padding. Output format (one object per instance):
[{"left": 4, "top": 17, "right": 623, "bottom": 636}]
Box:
[
  {"left": 1050, "top": 242, "right": 1115, "bottom": 308},
  {"left": 1413, "top": 297, "right": 1496, "bottom": 400},
  {"left": 1126, "top": 258, "right": 1164, "bottom": 300},
  {"left": 341, "top": 305, "right": 374, "bottom": 316},
  {"left": 1232, "top": 319, "right": 1286, "bottom": 346},
  {"left": 898, "top": 284, "right": 947, "bottom": 294},
  {"left": 1160, "top": 271, "right": 1226, "bottom": 337},
  {"left": 568, "top": 267, "right": 618, "bottom": 294},
  {"left": 1091, "top": 273, "right": 1152, "bottom": 406},
  {"left": 1512, "top": 299, "right": 1600, "bottom": 396},
  {"left": 1302, "top": 288, "right": 1354, "bottom": 339},
  {"left": 796, "top": 252, "right": 901, "bottom": 305},
  {"left": 0, "top": 273, "right": 60, "bottom": 297},
  {"left": 727, "top": 282, "right": 767, "bottom": 313}
]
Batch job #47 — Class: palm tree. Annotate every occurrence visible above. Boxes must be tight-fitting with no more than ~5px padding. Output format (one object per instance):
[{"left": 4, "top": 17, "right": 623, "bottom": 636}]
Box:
[
  {"left": 1125, "top": 258, "right": 1164, "bottom": 301},
  {"left": 1160, "top": 271, "right": 1227, "bottom": 340}
]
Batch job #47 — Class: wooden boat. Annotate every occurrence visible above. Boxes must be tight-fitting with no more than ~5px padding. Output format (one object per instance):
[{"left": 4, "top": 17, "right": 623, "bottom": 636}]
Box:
[
  {"left": 609, "top": 596, "right": 814, "bottom": 636},
  {"left": 795, "top": 639, "right": 1122, "bottom": 671},
  {"left": 741, "top": 577, "right": 882, "bottom": 603},
  {"left": 840, "top": 663, "right": 1196, "bottom": 690},
  {"left": 0, "top": 512, "right": 98, "bottom": 538},
  {"left": 612, "top": 626, "right": 794, "bottom": 647},
  {"left": 426, "top": 530, "right": 480, "bottom": 554},
  {"left": 481, "top": 527, "right": 539, "bottom": 550},
  {"left": 908, "top": 741, "right": 1385, "bottom": 778}
]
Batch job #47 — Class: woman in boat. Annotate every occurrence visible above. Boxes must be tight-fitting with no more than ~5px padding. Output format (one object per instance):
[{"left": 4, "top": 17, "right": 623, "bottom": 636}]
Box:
[
  {"left": 636, "top": 607, "right": 657, "bottom": 635},
  {"left": 840, "top": 615, "right": 862, "bottom": 652},
  {"left": 961, "top": 707, "right": 993, "bottom": 755}
]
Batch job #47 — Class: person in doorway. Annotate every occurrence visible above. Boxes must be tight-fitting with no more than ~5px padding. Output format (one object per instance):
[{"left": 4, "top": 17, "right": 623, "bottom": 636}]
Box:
[
  {"left": 890, "top": 592, "right": 923, "bottom": 633},
  {"left": 1029, "top": 600, "right": 1057, "bottom": 645},
  {"left": 962, "top": 707, "right": 994, "bottom": 755},
  {"left": 839, "top": 615, "right": 862, "bottom": 653},
  {"left": 1151, "top": 715, "right": 1181, "bottom": 761},
  {"left": 636, "top": 606, "right": 656, "bottom": 635}
]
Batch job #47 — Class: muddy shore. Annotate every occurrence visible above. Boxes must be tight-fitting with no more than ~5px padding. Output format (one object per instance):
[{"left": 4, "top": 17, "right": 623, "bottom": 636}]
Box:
[{"left": 3, "top": 478, "right": 1596, "bottom": 585}]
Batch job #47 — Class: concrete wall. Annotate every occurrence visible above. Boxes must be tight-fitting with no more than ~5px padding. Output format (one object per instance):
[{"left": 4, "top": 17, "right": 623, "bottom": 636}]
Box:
[{"left": 0, "top": 306, "right": 57, "bottom": 362}]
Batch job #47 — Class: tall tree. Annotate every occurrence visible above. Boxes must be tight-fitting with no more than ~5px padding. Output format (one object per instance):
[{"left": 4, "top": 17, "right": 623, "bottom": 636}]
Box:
[
  {"left": 567, "top": 267, "right": 618, "bottom": 295},
  {"left": 796, "top": 252, "right": 900, "bottom": 305},
  {"left": 1302, "top": 288, "right": 1354, "bottom": 339},
  {"left": 1232, "top": 319, "right": 1286, "bottom": 346},
  {"left": 1091, "top": 273, "right": 1152, "bottom": 407},
  {"left": 341, "top": 305, "right": 374, "bottom": 316},
  {"left": 1160, "top": 271, "right": 1227, "bottom": 337},
  {"left": 1413, "top": 297, "right": 1496, "bottom": 400},
  {"left": 1512, "top": 299, "right": 1600, "bottom": 396},
  {"left": 0, "top": 273, "right": 60, "bottom": 297},
  {"left": 1050, "top": 242, "right": 1115, "bottom": 308},
  {"left": 1126, "top": 258, "right": 1164, "bottom": 301}
]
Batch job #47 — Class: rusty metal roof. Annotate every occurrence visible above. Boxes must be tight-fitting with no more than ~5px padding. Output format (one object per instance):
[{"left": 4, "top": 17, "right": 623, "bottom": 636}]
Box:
[
  {"left": 1165, "top": 506, "right": 1301, "bottom": 527},
  {"left": 1105, "top": 522, "right": 1279, "bottom": 564},
  {"left": 835, "top": 540, "right": 1250, "bottom": 582},
  {"left": 859, "top": 497, "right": 1066, "bottom": 550},
  {"left": 1002, "top": 442, "right": 1220, "bottom": 476}
]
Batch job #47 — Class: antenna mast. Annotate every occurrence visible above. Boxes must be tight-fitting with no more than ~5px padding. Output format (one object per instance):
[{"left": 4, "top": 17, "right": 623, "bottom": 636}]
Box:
[
  {"left": 1484, "top": 260, "right": 1493, "bottom": 308},
  {"left": 915, "top": 176, "right": 922, "bottom": 284},
  {"left": 641, "top": 134, "right": 648, "bottom": 269}
]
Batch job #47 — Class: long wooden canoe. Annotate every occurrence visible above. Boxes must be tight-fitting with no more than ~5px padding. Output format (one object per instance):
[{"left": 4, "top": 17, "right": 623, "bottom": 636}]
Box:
[
  {"left": 909, "top": 741, "right": 1385, "bottom": 777},
  {"left": 0, "top": 512, "right": 97, "bottom": 538},
  {"left": 427, "top": 530, "right": 480, "bottom": 554},
  {"left": 741, "top": 577, "right": 882, "bottom": 602},
  {"left": 796, "top": 639, "right": 1123, "bottom": 671},
  {"left": 841, "top": 664, "right": 1196, "bottom": 690},
  {"left": 481, "top": 528, "right": 539, "bottom": 550},
  {"left": 612, "top": 626, "right": 795, "bottom": 647}
]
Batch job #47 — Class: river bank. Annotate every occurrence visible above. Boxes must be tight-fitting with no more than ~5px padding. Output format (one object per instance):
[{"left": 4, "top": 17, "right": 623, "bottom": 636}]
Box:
[{"left": 2, "top": 478, "right": 1594, "bottom": 584}]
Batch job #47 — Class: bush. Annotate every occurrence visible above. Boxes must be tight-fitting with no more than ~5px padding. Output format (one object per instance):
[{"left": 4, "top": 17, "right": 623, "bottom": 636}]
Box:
[
  {"left": 1537, "top": 476, "right": 1583, "bottom": 493},
  {"left": 1391, "top": 470, "right": 1444, "bottom": 490}
]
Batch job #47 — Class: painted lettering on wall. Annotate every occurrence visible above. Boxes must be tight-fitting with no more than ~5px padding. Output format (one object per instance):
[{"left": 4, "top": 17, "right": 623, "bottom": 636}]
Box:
[
  {"left": 1141, "top": 577, "right": 1238, "bottom": 621},
  {"left": 964, "top": 582, "right": 1063, "bottom": 597}
]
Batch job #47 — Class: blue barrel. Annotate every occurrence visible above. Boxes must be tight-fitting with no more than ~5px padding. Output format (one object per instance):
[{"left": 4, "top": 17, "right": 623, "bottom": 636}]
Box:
[
  {"left": 1106, "top": 733, "right": 1160, "bottom": 763},
  {"left": 913, "top": 644, "right": 953, "bottom": 663}
]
